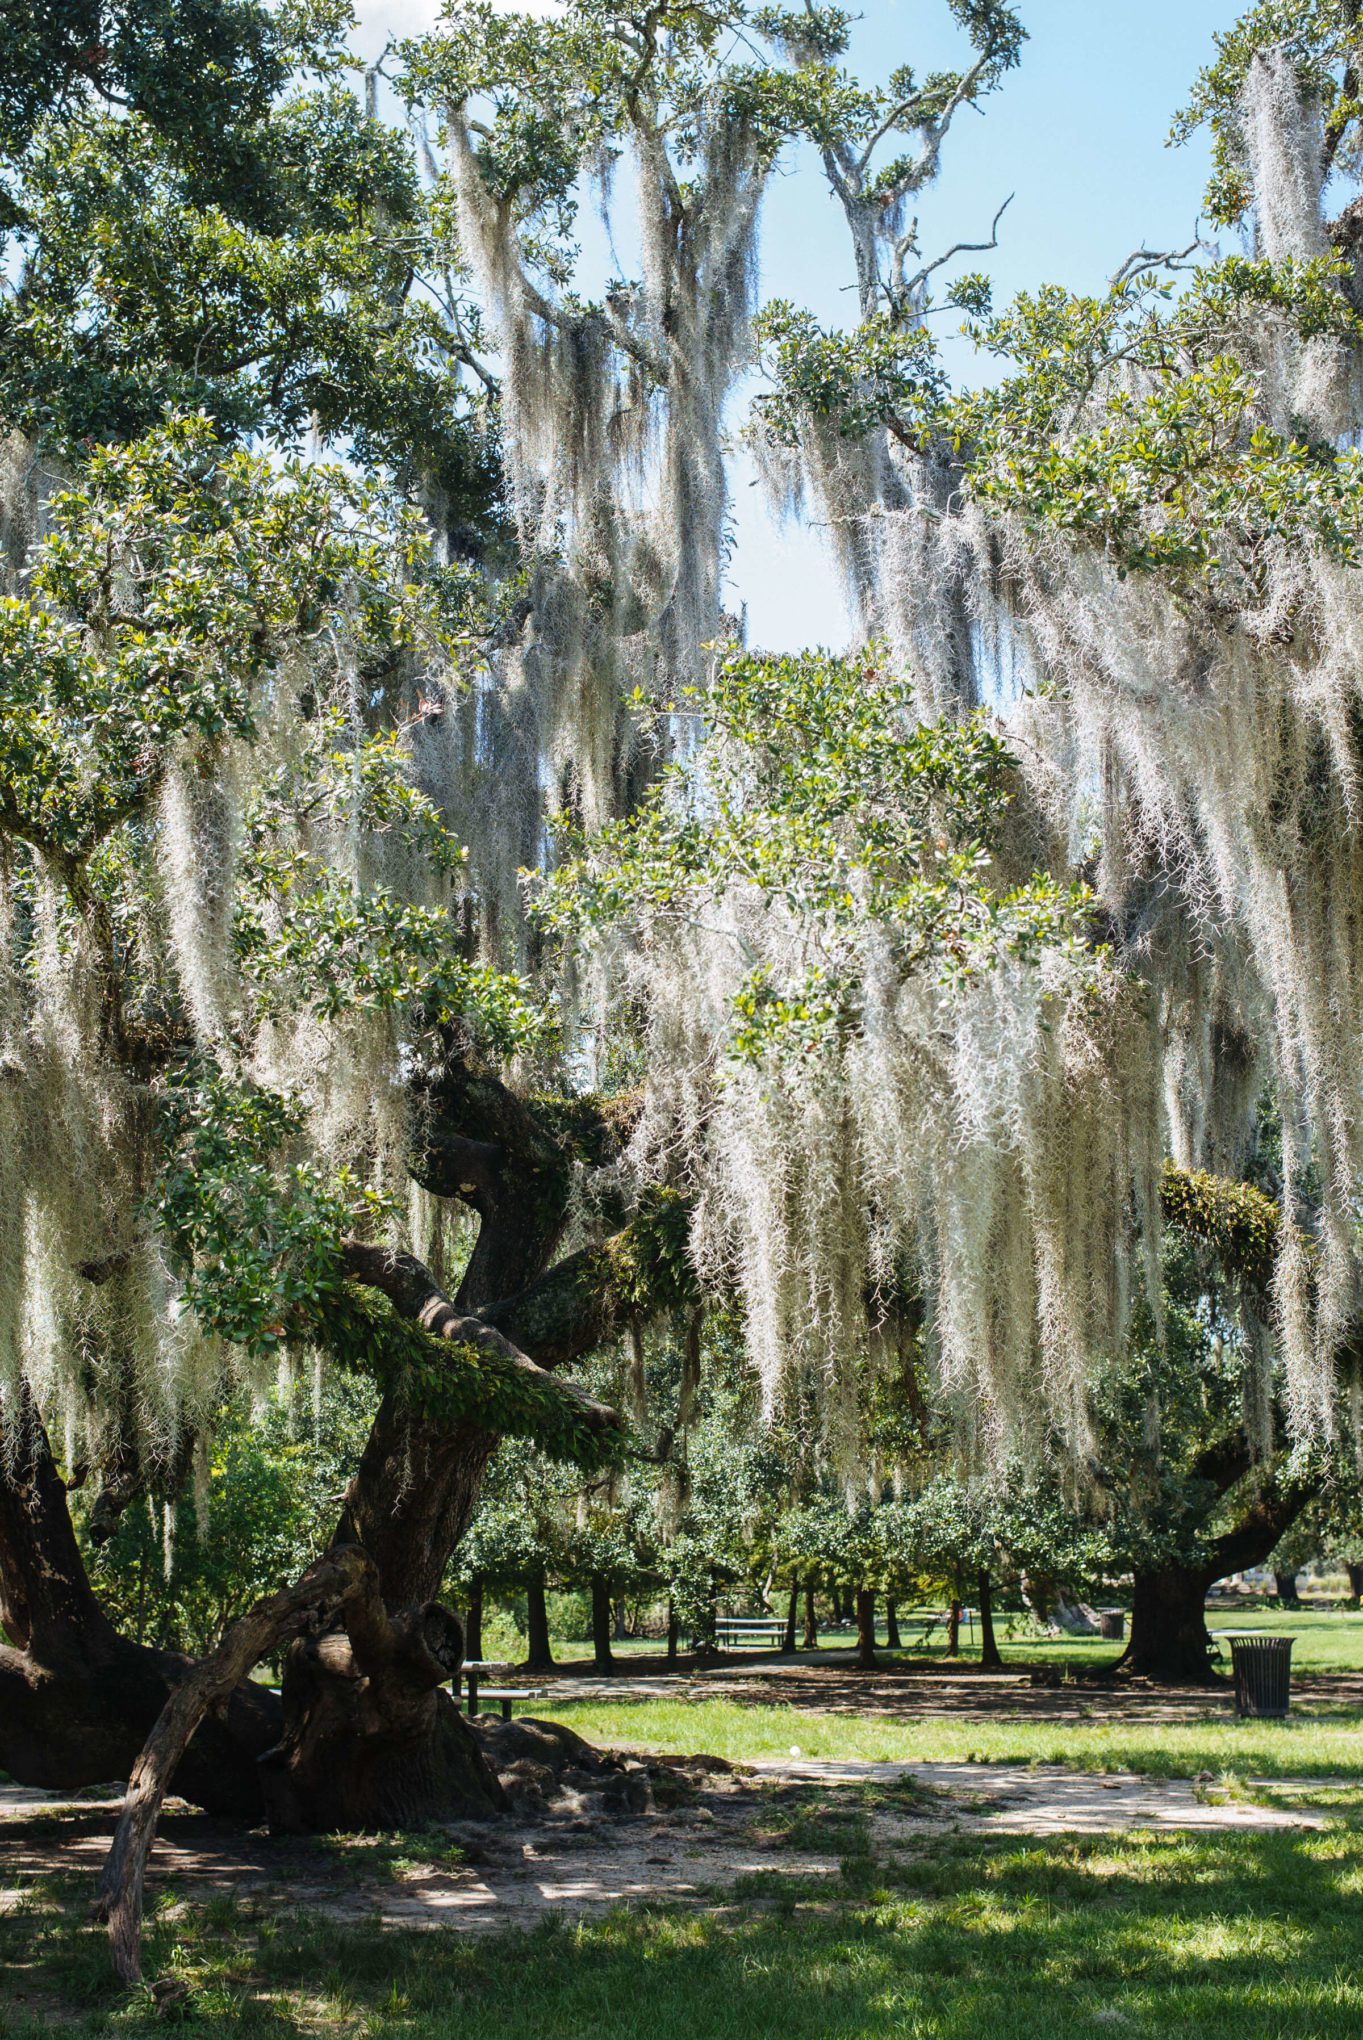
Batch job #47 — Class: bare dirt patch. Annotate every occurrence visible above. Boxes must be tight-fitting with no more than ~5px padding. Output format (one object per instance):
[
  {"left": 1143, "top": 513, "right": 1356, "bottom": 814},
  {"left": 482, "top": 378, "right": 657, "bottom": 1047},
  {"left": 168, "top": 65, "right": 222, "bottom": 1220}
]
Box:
[{"left": 0, "top": 1735, "right": 1329, "bottom": 1935}]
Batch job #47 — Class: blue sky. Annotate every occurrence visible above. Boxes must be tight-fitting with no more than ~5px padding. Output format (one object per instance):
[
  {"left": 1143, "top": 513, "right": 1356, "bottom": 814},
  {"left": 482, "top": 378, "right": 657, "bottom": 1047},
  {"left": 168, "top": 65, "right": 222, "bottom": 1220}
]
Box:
[{"left": 356, "top": 0, "right": 1243, "bottom": 647}]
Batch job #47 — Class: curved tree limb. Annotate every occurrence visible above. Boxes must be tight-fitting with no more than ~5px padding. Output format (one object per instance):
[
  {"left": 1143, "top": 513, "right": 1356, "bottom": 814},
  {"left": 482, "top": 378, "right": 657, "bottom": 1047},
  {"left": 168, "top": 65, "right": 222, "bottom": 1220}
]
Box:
[
  {"left": 337, "top": 1240, "right": 622, "bottom": 1447},
  {"left": 94, "top": 1546, "right": 376, "bottom": 1986}
]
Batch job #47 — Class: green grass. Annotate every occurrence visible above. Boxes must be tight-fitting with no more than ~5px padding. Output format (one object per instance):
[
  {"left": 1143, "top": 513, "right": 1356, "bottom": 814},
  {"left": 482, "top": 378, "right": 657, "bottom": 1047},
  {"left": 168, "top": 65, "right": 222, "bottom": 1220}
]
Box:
[
  {"left": 8, "top": 1828, "right": 1363, "bottom": 2037},
  {"left": 536, "top": 1694, "right": 1363, "bottom": 1778},
  {"left": 13, "top": 1605, "right": 1363, "bottom": 2034}
]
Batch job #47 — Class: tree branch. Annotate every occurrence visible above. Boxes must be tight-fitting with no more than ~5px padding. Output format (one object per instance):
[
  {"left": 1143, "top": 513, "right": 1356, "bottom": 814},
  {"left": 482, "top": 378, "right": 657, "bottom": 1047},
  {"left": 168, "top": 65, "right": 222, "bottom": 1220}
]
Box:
[
  {"left": 94, "top": 1546, "right": 375, "bottom": 1985},
  {"left": 338, "top": 1241, "right": 622, "bottom": 1445},
  {"left": 1206, "top": 1465, "right": 1324, "bottom": 1582}
]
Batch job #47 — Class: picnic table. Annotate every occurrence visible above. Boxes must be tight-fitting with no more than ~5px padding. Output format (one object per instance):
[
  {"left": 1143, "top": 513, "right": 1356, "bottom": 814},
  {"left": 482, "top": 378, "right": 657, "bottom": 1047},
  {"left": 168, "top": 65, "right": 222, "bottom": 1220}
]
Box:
[
  {"left": 713, "top": 1617, "right": 788, "bottom": 1650},
  {"left": 455, "top": 1660, "right": 547, "bottom": 1721}
]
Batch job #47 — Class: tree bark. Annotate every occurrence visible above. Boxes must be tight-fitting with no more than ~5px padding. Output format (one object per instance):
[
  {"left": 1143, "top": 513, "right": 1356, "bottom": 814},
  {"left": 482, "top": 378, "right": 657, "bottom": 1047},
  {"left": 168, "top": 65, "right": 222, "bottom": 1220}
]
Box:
[
  {"left": 944, "top": 1600, "right": 962, "bottom": 1658},
  {"left": 1345, "top": 1562, "right": 1363, "bottom": 1605},
  {"left": 884, "top": 1598, "right": 902, "bottom": 1651},
  {"left": 590, "top": 1575, "right": 614, "bottom": 1671},
  {"left": 666, "top": 1598, "right": 679, "bottom": 1665},
  {"left": 978, "top": 1569, "right": 1002, "bottom": 1670},
  {"left": 465, "top": 1579, "right": 484, "bottom": 1665},
  {"left": 802, "top": 1583, "right": 818, "bottom": 1650},
  {"left": 783, "top": 1583, "right": 798, "bottom": 1653},
  {"left": 1274, "top": 1569, "right": 1301, "bottom": 1607},
  {"left": 1123, "top": 1564, "right": 1217, "bottom": 1682},
  {"left": 257, "top": 1578, "right": 500, "bottom": 1835},
  {"left": 855, "top": 1588, "right": 878, "bottom": 1670},
  {"left": 525, "top": 1576, "right": 554, "bottom": 1672}
]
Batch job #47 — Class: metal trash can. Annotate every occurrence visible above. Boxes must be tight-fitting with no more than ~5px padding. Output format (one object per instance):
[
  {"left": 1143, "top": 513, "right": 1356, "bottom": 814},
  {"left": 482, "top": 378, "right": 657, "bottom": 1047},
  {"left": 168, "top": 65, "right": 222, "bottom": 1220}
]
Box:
[
  {"left": 1225, "top": 1633, "right": 1295, "bottom": 1718},
  {"left": 1099, "top": 1608, "right": 1125, "bottom": 1641}
]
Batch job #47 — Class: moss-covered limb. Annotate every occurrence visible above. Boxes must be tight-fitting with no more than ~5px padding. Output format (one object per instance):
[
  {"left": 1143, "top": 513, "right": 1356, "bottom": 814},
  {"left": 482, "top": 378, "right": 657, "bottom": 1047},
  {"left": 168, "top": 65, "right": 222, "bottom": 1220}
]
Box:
[
  {"left": 479, "top": 1247, "right": 622, "bottom": 1369},
  {"left": 314, "top": 1282, "right": 622, "bottom": 1471},
  {"left": 1159, "top": 1162, "right": 1283, "bottom": 1304},
  {"left": 481, "top": 1187, "right": 697, "bottom": 1369}
]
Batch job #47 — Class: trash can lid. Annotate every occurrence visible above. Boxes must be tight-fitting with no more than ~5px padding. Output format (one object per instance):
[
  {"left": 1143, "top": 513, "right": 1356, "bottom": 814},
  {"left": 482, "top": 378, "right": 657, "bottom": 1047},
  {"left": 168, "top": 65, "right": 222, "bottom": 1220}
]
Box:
[{"left": 1211, "top": 1632, "right": 1297, "bottom": 1651}]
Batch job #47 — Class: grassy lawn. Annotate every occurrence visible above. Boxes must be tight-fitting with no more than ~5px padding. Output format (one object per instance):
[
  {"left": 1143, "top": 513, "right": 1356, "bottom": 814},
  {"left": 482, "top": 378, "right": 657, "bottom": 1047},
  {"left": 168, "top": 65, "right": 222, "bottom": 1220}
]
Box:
[
  {"left": 537, "top": 1695, "right": 1363, "bottom": 1778},
  {"left": 13, "top": 1610, "right": 1363, "bottom": 2035},
  {"left": 7, "top": 1827, "right": 1363, "bottom": 2038}
]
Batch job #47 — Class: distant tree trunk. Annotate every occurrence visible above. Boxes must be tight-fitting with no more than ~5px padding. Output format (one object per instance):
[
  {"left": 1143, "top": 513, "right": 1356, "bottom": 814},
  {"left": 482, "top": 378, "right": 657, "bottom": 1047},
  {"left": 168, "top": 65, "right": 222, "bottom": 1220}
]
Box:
[
  {"left": 855, "top": 1588, "right": 878, "bottom": 1670},
  {"left": 978, "top": 1570, "right": 1003, "bottom": 1670},
  {"left": 884, "top": 1598, "right": 902, "bottom": 1650},
  {"left": 839, "top": 1587, "right": 855, "bottom": 1625},
  {"left": 783, "top": 1583, "right": 798, "bottom": 1653},
  {"left": 525, "top": 1576, "right": 553, "bottom": 1672},
  {"left": 1346, "top": 1562, "right": 1363, "bottom": 1606},
  {"left": 464, "top": 1578, "right": 484, "bottom": 1664},
  {"left": 591, "top": 1575, "right": 614, "bottom": 1671},
  {"left": 944, "top": 1599, "right": 962, "bottom": 1658},
  {"left": 696, "top": 1577, "right": 719, "bottom": 1659},
  {"left": 1274, "top": 1569, "right": 1300, "bottom": 1608},
  {"left": 666, "top": 1598, "right": 679, "bottom": 1665},
  {"left": 1123, "top": 1565, "right": 1217, "bottom": 1683},
  {"left": 802, "top": 1583, "right": 818, "bottom": 1649}
]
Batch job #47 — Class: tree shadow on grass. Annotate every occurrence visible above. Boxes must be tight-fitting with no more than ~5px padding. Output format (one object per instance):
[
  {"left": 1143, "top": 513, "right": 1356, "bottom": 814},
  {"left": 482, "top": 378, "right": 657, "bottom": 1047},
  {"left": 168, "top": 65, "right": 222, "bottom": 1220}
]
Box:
[{"left": 7, "top": 1827, "right": 1363, "bottom": 2039}]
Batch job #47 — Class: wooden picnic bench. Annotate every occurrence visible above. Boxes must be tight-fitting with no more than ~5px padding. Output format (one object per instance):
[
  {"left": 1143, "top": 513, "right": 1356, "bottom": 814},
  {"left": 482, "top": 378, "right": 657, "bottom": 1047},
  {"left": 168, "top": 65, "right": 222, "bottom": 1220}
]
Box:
[
  {"left": 714, "top": 1616, "right": 787, "bottom": 1650},
  {"left": 455, "top": 1660, "right": 547, "bottom": 1721}
]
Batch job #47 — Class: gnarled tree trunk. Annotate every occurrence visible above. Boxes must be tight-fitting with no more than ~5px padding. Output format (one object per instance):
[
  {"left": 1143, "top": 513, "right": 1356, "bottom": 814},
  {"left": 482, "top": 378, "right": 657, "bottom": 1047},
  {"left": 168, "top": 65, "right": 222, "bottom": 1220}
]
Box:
[
  {"left": 259, "top": 1580, "right": 503, "bottom": 1832},
  {"left": 273, "top": 1055, "right": 625, "bottom": 1827}
]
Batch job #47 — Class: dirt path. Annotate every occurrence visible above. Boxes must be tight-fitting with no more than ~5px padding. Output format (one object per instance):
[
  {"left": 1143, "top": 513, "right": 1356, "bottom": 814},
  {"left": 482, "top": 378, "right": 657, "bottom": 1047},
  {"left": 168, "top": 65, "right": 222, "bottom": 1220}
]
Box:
[{"left": 0, "top": 1755, "right": 1330, "bottom": 1934}]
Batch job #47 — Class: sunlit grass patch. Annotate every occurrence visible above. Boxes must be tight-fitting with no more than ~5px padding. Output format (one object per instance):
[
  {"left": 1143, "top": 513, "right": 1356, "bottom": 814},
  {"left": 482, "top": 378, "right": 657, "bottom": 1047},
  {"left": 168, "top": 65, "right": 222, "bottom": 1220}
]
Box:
[{"left": 536, "top": 1694, "right": 1363, "bottom": 1779}]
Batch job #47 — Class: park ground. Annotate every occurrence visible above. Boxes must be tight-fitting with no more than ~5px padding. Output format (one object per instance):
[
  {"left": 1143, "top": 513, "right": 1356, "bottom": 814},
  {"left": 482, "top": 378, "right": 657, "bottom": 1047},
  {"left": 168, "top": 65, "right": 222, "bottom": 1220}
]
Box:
[{"left": 5, "top": 1607, "right": 1363, "bottom": 2038}]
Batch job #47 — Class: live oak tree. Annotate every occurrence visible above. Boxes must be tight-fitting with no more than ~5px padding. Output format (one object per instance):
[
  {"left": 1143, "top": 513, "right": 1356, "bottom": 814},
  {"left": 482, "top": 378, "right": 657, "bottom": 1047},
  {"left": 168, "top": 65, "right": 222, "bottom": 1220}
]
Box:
[
  {"left": 13, "top": 0, "right": 1363, "bottom": 1875},
  {"left": 0, "top": 0, "right": 671, "bottom": 1831},
  {"left": 0, "top": 417, "right": 632, "bottom": 1823}
]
